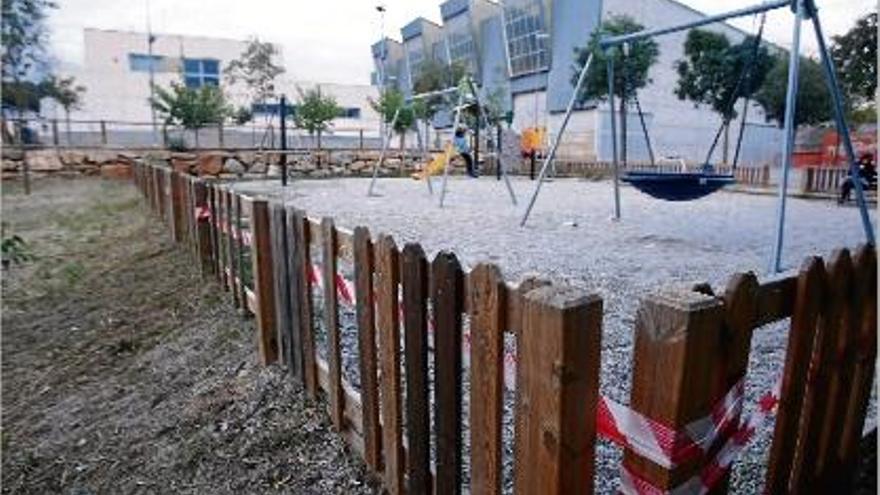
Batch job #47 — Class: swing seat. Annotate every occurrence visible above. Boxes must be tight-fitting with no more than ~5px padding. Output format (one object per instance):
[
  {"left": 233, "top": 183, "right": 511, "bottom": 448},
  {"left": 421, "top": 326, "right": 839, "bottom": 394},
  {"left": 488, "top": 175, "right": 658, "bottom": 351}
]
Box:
[
  {"left": 412, "top": 146, "right": 454, "bottom": 180},
  {"left": 622, "top": 171, "right": 735, "bottom": 201}
]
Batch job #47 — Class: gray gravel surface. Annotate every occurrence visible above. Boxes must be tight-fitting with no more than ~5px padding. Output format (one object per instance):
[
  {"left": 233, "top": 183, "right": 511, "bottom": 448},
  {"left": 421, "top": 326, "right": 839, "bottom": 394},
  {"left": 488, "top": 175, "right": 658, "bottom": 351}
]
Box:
[{"left": 232, "top": 176, "right": 876, "bottom": 493}]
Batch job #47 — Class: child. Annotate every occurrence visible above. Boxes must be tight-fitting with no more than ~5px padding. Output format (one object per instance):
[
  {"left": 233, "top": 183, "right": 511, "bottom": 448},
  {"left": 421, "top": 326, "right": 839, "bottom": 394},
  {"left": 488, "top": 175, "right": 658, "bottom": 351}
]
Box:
[{"left": 454, "top": 127, "right": 477, "bottom": 178}]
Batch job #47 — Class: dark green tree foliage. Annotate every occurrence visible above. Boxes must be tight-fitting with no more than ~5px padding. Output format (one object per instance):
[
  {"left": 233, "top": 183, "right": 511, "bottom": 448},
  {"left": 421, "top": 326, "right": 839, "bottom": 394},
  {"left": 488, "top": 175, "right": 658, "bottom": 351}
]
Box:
[
  {"left": 370, "top": 88, "right": 415, "bottom": 135},
  {"left": 830, "top": 12, "right": 877, "bottom": 108},
  {"left": 1, "top": 0, "right": 56, "bottom": 113},
  {"left": 754, "top": 55, "right": 832, "bottom": 128},
  {"left": 151, "top": 83, "right": 232, "bottom": 129},
  {"left": 572, "top": 15, "right": 659, "bottom": 104},
  {"left": 674, "top": 29, "right": 773, "bottom": 120},
  {"left": 294, "top": 86, "right": 341, "bottom": 137},
  {"left": 411, "top": 59, "right": 468, "bottom": 120}
]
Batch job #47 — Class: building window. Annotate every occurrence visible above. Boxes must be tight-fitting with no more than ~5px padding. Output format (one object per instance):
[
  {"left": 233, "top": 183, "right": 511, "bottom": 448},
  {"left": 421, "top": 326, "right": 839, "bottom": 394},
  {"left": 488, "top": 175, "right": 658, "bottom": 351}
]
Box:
[
  {"left": 129, "top": 53, "right": 174, "bottom": 73},
  {"left": 447, "top": 29, "right": 476, "bottom": 75},
  {"left": 183, "top": 58, "right": 221, "bottom": 88},
  {"left": 504, "top": 1, "right": 550, "bottom": 77},
  {"left": 408, "top": 47, "right": 425, "bottom": 83},
  {"left": 338, "top": 107, "right": 361, "bottom": 119},
  {"left": 251, "top": 102, "right": 297, "bottom": 116}
]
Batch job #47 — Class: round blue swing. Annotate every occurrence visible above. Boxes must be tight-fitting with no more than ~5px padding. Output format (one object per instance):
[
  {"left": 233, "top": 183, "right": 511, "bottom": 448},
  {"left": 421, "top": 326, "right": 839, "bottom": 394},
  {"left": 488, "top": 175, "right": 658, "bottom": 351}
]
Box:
[{"left": 622, "top": 170, "right": 736, "bottom": 201}]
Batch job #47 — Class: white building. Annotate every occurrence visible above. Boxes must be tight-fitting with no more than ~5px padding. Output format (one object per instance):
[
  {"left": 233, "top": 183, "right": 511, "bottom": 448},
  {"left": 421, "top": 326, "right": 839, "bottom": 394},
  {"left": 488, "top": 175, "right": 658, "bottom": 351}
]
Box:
[{"left": 45, "top": 28, "right": 381, "bottom": 147}]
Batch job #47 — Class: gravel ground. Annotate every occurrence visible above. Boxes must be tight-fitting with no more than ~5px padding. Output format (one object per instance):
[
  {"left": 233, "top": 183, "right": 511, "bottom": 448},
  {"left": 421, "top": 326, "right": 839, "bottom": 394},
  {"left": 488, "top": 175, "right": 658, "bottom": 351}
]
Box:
[
  {"left": 2, "top": 179, "right": 376, "bottom": 494},
  {"left": 231, "top": 176, "right": 876, "bottom": 492}
]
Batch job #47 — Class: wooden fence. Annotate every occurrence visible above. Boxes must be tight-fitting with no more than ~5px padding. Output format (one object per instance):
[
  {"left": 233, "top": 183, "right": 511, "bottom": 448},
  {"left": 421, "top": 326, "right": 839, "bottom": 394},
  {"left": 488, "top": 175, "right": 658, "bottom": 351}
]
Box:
[{"left": 132, "top": 160, "right": 876, "bottom": 494}]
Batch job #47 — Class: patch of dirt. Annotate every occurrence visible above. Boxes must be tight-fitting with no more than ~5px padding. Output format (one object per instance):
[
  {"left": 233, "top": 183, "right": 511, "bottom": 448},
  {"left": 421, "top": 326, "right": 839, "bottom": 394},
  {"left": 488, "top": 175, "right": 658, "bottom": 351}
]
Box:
[{"left": 2, "top": 178, "right": 376, "bottom": 494}]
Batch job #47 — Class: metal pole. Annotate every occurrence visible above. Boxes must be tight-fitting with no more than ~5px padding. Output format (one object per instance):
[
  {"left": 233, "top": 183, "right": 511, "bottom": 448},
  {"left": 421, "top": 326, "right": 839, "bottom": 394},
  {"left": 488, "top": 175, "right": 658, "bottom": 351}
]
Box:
[
  {"left": 367, "top": 108, "right": 399, "bottom": 196},
  {"left": 280, "top": 95, "right": 288, "bottom": 186},
  {"left": 600, "top": 0, "right": 789, "bottom": 48},
  {"left": 770, "top": 0, "right": 804, "bottom": 273},
  {"left": 439, "top": 90, "right": 465, "bottom": 208},
  {"left": 809, "top": 7, "right": 875, "bottom": 245},
  {"left": 466, "top": 76, "right": 517, "bottom": 206},
  {"left": 608, "top": 55, "right": 621, "bottom": 221},
  {"left": 519, "top": 52, "right": 594, "bottom": 226}
]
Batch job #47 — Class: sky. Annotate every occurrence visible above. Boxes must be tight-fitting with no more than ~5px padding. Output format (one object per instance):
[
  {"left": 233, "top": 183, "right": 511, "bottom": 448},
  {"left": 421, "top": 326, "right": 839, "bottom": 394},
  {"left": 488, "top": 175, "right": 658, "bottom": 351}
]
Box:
[{"left": 47, "top": 0, "right": 875, "bottom": 85}]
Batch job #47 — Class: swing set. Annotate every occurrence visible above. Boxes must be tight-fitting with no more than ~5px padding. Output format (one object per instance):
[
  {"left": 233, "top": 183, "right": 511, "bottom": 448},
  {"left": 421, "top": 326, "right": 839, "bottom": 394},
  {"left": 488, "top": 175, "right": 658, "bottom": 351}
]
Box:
[
  {"left": 366, "top": 75, "right": 518, "bottom": 208},
  {"left": 519, "top": 0, "right": 875, "bottom": 273}
]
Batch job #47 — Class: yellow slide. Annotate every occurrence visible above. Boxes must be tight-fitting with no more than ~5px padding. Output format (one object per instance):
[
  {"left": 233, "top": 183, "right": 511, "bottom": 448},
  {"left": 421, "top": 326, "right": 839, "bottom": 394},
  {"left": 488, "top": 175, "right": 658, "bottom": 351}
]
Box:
[{"left": 412, "top": 144, "right": 455, "bottom": 180}]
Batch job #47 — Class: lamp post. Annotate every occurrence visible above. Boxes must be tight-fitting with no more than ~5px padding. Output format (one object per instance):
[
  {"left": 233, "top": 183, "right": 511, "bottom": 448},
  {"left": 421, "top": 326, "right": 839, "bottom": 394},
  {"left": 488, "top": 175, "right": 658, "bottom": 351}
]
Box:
[
  {"left": 376, "top": 4, "right": 387, "bottom": 141},
  {"left": 533, "top": 32, "right": 550, "bottom": 176}
]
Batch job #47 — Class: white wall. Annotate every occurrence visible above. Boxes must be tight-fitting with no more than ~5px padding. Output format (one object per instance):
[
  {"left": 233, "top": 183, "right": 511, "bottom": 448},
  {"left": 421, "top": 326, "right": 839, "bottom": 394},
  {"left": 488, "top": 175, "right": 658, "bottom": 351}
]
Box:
[
  {"left": 53, "top": 29, "right": 381, "bottom": 142},
  {"left": 597, "top": 0, "right": 783, "bottom": 165}
]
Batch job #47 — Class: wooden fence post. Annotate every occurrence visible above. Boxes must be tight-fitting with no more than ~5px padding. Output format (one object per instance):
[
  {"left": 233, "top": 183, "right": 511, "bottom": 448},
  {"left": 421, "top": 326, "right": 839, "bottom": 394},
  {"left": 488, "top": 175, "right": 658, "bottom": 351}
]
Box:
[
  {"left": 469, "top": 263, "right": 505, "bottom": 495},
  {"left": 514, "top": 285, "right": 602, "bottom": 495},
  {"left": 765, "top": 257, "right": 827, "bottom": 493},
  {"left": 815, "top": 250, "right": 857, "bottom": 485},
  {"left": 432, "top": 252, "right": 464, "bottom": 494},
  {"left": 170, "top": 172, "right": 184, "bottom": 243},
  {"left": 621, "top": 289, "right": 725, "bottom": 491},
  {"left": 402, "top": 243, "right": 430, "bottom": 494},
  {"left": 376, "top": 234, "right": 403, "bottom": 494},
  {"left": 250, "top": 199, "right": 278, "bottom": 365},
  {"left": 270, "top": 202, "right": 294, "bottom": 370},
  {"left": 354, "top": 226, "right": 382, "bottom": 474},
  {"left": 194, "top": 180, "right": 213, "bottom": 275},
  {"left": 838, "top": 245, "right": 877, "bottom": 487},
  {"left": 292, "top": 209, "right": 317, "bottom": 396},
  {"left": 322, "top": 217, "right": 344, "bottom": 429}
]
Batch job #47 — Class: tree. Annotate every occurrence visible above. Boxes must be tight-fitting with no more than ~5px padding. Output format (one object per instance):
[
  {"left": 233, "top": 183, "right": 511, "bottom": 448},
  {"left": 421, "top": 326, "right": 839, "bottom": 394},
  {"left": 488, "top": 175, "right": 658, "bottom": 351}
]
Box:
[
  {"left": 754, "top": 54, "right": 832, "bottom": 128},
  {"left": 41, "top": 75, "right": 86, "bottom": 143},
  {"left": 1, "top": 0, "right": 57, "bottom": 194},
  {"left": 369, "top": 88, "right": 415, "bottom": 150},
  {"left": 293, "top": 86, "right": 341, "bottom": 150},
  {"left": 2, "top": 0, "right": 55, "bottom": 86},
  {"left": 224, "top": 38, "right": 285, "bottom": 107},
  {"left": 151, "top": 82, "right": 232, "bottom": 147},
  {"left": 674, "top": 29, "right": 774, "bottom": 161},
  {"left": 573, "top": 15, "right": 659, "bottom": 165},
  {"left": 830, "top": 12, "right": 876, "bottom": 111}
]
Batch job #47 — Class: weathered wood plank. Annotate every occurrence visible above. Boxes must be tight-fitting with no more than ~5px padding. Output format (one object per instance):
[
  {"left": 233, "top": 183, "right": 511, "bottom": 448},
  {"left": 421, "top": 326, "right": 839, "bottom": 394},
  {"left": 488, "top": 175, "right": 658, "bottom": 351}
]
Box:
[
  {"left": 469, "top": 264, "right": 505, "bottom": 495},
  {"left": 354, "top": 226, "right": 382, "bottom": 474},
  {"left": 285, "top": 205, "right": 304, "bottom": 382},
  {"left": 432, "top": 252, "right": 464, "bottom": 495},
  {"left": 293, "top": 210, "right": 317, "bottom": 397},
  {"left": 621, "top": 289, "right": 725, "bottom": 488},
  {"left": 515, "top": 286, "right": 602, "bottom": 495},
  {"left": 402, "top": 243, "right": 430, "bottom": 495},
  {"left": 250, "top": 200, "right": 278, "bottom": 365},
  {"left": 194, "top": 181, "right": 214, "bottom": 276},
  {"left": 838, "top": 245, "right": 877, "bottom": 487},
  {"left": 816, "top": 250, "right": 856, "bottom": 485},
  {"left": 754, "top": 275, "right": 797, "bottom": 327},
  {"left": 784, "top": 258, "right": 834, "bottom": 493},
  {"left": 269, "top": 203, "right": 293, "bottom": 369},
  {"left": 711, "top": 272, "right": 759, "bottom": 491},
  {"left": 322, "top": 217, "right": 344, "bottom": 430},
  {"left": 376, "top": 234, "right": 403, "bottom": 494}
]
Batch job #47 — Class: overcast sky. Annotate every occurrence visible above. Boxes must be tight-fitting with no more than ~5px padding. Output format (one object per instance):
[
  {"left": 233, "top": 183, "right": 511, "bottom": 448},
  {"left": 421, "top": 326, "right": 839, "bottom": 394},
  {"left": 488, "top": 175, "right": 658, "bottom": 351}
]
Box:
[{"left": 48, "top": 0, "right": 874, "bottom": 85}]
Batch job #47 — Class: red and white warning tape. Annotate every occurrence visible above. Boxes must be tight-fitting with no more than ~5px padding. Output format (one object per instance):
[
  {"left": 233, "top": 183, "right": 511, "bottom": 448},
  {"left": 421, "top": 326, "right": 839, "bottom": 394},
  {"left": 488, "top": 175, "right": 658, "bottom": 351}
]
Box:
[
  {"left": 206, "top": 213, "right": 781, "bottom": 490},
  {"left": 619, "top": 378, "right": 781, "bottom": 495},
  {"left": 195, "top": 205, "right": 212, "bottom": 221}
]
